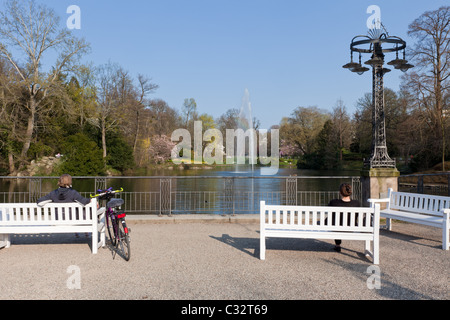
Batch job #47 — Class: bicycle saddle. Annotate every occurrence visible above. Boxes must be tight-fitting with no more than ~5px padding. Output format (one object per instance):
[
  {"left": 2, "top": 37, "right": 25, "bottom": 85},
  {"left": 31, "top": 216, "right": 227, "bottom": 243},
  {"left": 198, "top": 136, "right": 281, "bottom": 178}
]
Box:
[{"left": 107, "top": 198, "right": 124, "bottom": 208}]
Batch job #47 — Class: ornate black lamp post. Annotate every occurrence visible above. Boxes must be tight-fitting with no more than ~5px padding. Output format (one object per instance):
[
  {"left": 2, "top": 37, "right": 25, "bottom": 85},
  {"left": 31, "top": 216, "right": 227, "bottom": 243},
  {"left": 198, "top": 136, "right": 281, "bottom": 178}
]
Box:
[{"left": 343, "top": 26, "right": 413, "bottom": 168}]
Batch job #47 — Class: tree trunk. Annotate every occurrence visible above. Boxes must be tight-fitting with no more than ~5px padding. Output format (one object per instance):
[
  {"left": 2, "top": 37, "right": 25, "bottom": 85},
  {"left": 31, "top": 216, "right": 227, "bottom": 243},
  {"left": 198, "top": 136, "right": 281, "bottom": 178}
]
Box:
[
  {"left": 20, "top": 96, "right": 36, "bottom": 163},
  {"left": 8, "top": 152, "right": 15, "bottom": 175},
  {"left": 436, "top": 48, "right": 445, "bottom": 171},
  {"left": 133, "top": 110, "right": 140, "bottom": 153},
  {"left": 101, "top": 121, "right": 107, "bottom": 159}
]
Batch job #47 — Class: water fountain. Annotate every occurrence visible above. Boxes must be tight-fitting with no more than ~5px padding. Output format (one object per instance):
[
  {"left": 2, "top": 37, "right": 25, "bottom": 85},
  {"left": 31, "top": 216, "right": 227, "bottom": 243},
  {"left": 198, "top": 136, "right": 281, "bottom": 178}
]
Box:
[
  {"left": 234, "top": 88, "right": 256, "bottom": 175},
  {"left": 233, "top": 89, "right": 256, "bottom": 211}
]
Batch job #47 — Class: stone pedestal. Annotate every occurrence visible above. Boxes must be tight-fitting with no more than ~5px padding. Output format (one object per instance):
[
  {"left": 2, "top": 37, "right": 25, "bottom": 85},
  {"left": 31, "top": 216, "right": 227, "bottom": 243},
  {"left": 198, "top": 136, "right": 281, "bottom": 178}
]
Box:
[{"left": 361, "top": 168, "right": 399, "bottom": 206}]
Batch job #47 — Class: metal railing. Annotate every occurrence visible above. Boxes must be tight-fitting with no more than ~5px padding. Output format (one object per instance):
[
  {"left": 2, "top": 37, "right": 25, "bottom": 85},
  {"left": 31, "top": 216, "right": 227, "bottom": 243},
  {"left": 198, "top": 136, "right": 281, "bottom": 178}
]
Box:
[
  {"left": 398, "top": 172, "right": 450, "bottom": 196},
  {"left": 2, "top": 173, "right": 448, "bottom": 214},
  {"left": 0, "top": 176, "right": 362, "bottom": 215}
]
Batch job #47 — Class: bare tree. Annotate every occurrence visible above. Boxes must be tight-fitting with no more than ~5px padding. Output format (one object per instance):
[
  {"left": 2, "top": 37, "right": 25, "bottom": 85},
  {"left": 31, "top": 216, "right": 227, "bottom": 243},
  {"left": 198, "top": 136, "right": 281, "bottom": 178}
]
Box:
[
  {"left": 148, "top": 99, "right": 180, "bottom": 136},
  {"left": 332, "top": 99, "right": 351, "bottom": 162},
  {"left": 131, "top": 75, "right": 158, "bottom": 152},
  {"left": 0, "top": 0, "right": 89, "bottom": 171},
  {"left": 89, "top": 62, "right": 124, "bottom": 159},
  {"left": 404, "top": 6, "right": 450, "bottom": 170},
  {"left": 182, "top": 98, "right": 197, "bottom": 127},
  {"left": 89, "top": 62, "right": 158, "bottom": 162}
]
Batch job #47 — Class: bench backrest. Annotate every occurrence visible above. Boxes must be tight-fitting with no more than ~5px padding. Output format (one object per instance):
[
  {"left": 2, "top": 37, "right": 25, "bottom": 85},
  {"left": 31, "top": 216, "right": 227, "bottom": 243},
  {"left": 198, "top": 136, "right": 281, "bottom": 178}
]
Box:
[
  {"left": 0, "top": 199, "right": 97, "bottom": 226},
  {"left": 388, "top": 189, "right": 450, "bottom": 217},
  {"left": 260, "top": 201, "right": 379, "bottom": 233}
]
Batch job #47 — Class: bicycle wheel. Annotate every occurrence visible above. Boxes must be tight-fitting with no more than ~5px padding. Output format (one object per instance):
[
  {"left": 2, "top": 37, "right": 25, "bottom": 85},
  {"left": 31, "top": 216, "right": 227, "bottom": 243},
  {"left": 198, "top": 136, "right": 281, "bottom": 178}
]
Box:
[
  {"left": 117, "top": 219, "right": 130, "bottom": 261},
  {"left": 106, "top": 212, "right": 117, "bottom": 246}
]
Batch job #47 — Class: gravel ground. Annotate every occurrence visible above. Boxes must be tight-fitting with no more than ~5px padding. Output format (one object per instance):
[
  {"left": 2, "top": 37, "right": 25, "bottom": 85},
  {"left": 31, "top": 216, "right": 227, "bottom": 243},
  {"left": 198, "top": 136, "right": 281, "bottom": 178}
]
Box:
[{"left": 0, "top": 216, "right": 448, "bottom": 300}]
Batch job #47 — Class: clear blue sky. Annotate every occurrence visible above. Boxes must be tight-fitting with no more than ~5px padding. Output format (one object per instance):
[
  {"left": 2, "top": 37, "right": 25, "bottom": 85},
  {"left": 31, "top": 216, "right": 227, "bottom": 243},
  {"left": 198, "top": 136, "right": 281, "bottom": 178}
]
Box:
[{"left": 14, "top": 0, "right": 449, "bottom": 129}]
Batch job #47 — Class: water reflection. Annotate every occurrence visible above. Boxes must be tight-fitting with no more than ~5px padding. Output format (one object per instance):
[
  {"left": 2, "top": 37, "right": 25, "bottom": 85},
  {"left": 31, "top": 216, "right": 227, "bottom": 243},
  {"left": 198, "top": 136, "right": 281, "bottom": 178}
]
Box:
[{"left": 0, "top": 167, "right": 360, "bottom": 194}]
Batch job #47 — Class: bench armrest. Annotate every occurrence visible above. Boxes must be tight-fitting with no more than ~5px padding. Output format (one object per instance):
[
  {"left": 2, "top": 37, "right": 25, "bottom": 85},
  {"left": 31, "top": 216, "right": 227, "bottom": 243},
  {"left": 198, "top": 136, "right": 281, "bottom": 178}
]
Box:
[
  {"left": 367, "top": 198, "right": 389, "bottom": 208},
  {"left": 37, "top": 200, "right": 52, "bottom": 207},
  {"left": 368, "top": 198, "right": 389, "bottom": 203}
]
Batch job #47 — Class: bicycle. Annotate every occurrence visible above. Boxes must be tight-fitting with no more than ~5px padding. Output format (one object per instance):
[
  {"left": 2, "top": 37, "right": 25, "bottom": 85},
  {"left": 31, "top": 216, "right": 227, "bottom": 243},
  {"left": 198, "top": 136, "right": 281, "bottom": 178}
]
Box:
[{"left": 91, "top": 187, "right": 131, "bottom": 261}]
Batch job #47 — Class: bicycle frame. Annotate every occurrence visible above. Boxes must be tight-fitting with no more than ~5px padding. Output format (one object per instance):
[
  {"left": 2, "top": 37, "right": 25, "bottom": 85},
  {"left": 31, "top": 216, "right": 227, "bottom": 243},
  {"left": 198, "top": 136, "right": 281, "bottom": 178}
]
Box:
[{"left": 107, "top": 207, "right": 128, "bottom": 241}]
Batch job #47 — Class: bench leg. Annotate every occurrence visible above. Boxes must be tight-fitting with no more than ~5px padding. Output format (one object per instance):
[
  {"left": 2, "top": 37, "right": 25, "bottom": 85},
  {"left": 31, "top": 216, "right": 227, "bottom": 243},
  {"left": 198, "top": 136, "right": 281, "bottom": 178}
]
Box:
[
  {"left": 97, "top": 209, "right": 106, "bottom": 248},
  {"left": 373, "top": 213, "right": 380, "bottom": 265},
  {"left": 444, "top": 230, "right": 449, "bottom": 251},
  {"left": 373, "top": 239, "right": 379, "bottom": 265},
  {"left": 364, "top": 240, "right": 379, "bottom": 265},
  {"left": 443, "top": 211, "right": 449, "bottom": 250},
  {"left": 92, "top": 228, "right": 98, "bottom": 254},
  {"left": 365, "top": 240, "right": 370, "bottom": 253},
  {"left": 0, "top": 234, "right": 10, "bottom": 249},
  {"left": 364, "top": 240, "right": 372, "bottom": 260},
  {"left": 386, "top": 218, "right": 392, "bottom": 231},
  {"left": 100, "top": 228, "right": 105, "bottom": 248},
  {"left": 5, "top": 234, "right": 11, "bottom": 248},
  {"left": 260, "top": 234, "right": 266, "bottom": 260}
]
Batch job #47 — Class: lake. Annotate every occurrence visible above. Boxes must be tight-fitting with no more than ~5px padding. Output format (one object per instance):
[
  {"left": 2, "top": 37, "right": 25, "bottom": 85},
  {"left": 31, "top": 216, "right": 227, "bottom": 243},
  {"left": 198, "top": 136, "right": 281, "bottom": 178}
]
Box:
[{"left": 0, "top": 166, "right": 362, "bottom": 214}]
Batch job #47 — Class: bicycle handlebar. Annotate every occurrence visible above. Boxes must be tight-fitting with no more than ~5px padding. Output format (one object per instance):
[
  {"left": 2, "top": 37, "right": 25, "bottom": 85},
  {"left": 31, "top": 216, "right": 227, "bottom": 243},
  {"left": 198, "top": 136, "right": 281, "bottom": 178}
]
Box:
[{"left": 90, "top": 187, "right": 124, "bottom": 198}]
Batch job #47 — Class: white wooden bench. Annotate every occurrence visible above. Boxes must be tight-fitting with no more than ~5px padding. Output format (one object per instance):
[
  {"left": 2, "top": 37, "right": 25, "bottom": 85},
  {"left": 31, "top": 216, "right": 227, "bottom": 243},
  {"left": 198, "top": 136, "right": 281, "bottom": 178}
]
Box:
[
  {"left": 260, "top": 201, "right": 380, "bottom": 264},
  {"left": 369, "top": 188, "right": 450, "bottom": 250},
  {"left": 0, "top": 199, "right": 106, "bottom": 254}
]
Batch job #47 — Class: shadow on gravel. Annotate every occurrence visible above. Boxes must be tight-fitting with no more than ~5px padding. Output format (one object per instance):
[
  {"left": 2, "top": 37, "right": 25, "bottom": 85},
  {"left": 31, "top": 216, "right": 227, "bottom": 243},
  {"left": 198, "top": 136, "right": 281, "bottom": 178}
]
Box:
[{"left": 211, "top": 233, "right": 344, "bottom": 259}]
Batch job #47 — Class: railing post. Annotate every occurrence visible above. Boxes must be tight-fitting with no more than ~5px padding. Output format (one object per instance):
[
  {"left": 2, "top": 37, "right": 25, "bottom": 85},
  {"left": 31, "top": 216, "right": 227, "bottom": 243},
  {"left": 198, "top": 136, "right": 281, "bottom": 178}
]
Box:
[
  {"left": 224, "top": 177, "right": 234, "bottom": 215},
  {"left": 352, "top": 177, "right": 362, "bottom": 205},
  {"left": 417, "top": 176, "right": 424, "bottom": 194},
  {"left": 95, "top": 177, "right": 107, "bottom": 192},
  {"left": 28, "top": 177, "right": 42, "bottom": 202},
  {"left": 286, "top": 177, "right": 297, "bottom": 205},
  {"left": 160, "top": 178, "right": 172, "bottom": 216},
  {"left": 447, "top": 175, "right": 450, "bottom": 197}
]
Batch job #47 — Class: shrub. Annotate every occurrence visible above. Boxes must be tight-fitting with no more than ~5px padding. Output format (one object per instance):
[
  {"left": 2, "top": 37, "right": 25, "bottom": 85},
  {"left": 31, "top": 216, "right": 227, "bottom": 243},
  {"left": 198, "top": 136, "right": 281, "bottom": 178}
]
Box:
[
  {"left": 58, "top": 133, "right": 105, "bottom": 176},
  {"left": 106, "top": 134, "right": 135, "bottom": 172}
]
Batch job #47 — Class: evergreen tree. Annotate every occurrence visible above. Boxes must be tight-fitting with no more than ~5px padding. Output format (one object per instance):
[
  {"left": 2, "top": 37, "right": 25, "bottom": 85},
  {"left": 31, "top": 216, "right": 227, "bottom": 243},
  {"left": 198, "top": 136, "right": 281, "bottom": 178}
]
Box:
[{"left": 58, "top": 133, "right": 105, "bottom": 176}]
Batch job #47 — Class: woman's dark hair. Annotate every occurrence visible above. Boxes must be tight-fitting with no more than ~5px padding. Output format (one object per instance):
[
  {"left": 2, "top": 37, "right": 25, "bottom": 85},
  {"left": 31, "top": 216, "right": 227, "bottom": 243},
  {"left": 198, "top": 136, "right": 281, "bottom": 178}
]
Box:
[{"left": 339, "top": 183, "right": 352, "bottom": 197}]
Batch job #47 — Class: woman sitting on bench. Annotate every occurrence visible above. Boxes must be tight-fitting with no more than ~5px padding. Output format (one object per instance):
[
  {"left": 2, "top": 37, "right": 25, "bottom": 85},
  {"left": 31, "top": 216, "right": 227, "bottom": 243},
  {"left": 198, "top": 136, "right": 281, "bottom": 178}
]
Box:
[{"left": 328, "top": 183, "right": 360, "bottom": 252}]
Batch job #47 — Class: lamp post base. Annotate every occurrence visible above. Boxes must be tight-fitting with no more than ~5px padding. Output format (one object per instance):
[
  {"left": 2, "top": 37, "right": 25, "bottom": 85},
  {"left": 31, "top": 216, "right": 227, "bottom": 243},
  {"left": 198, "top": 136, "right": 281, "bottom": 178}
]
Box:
[{"left": 361, "top": 168, "right": 400, "bottom": 207}]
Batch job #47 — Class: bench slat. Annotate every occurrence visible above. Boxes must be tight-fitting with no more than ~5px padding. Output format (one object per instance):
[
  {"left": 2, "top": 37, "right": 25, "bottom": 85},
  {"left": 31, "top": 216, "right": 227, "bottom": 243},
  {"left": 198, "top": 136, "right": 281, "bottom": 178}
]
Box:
[
  {"left": 264, "top": 230, "right": 374, "bottom": 241},
  {"left": 0, "top": 225, "right": 94, "bottom": 234},
  {"left": 381, "top": 209, "right": 443, "bottom": 228}
]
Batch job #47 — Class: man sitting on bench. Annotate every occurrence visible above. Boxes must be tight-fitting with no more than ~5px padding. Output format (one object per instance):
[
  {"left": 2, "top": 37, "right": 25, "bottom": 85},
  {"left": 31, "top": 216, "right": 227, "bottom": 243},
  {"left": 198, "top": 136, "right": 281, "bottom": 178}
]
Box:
[{"left": 37, "top": 174, "right": 91, "bottom": 206}]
